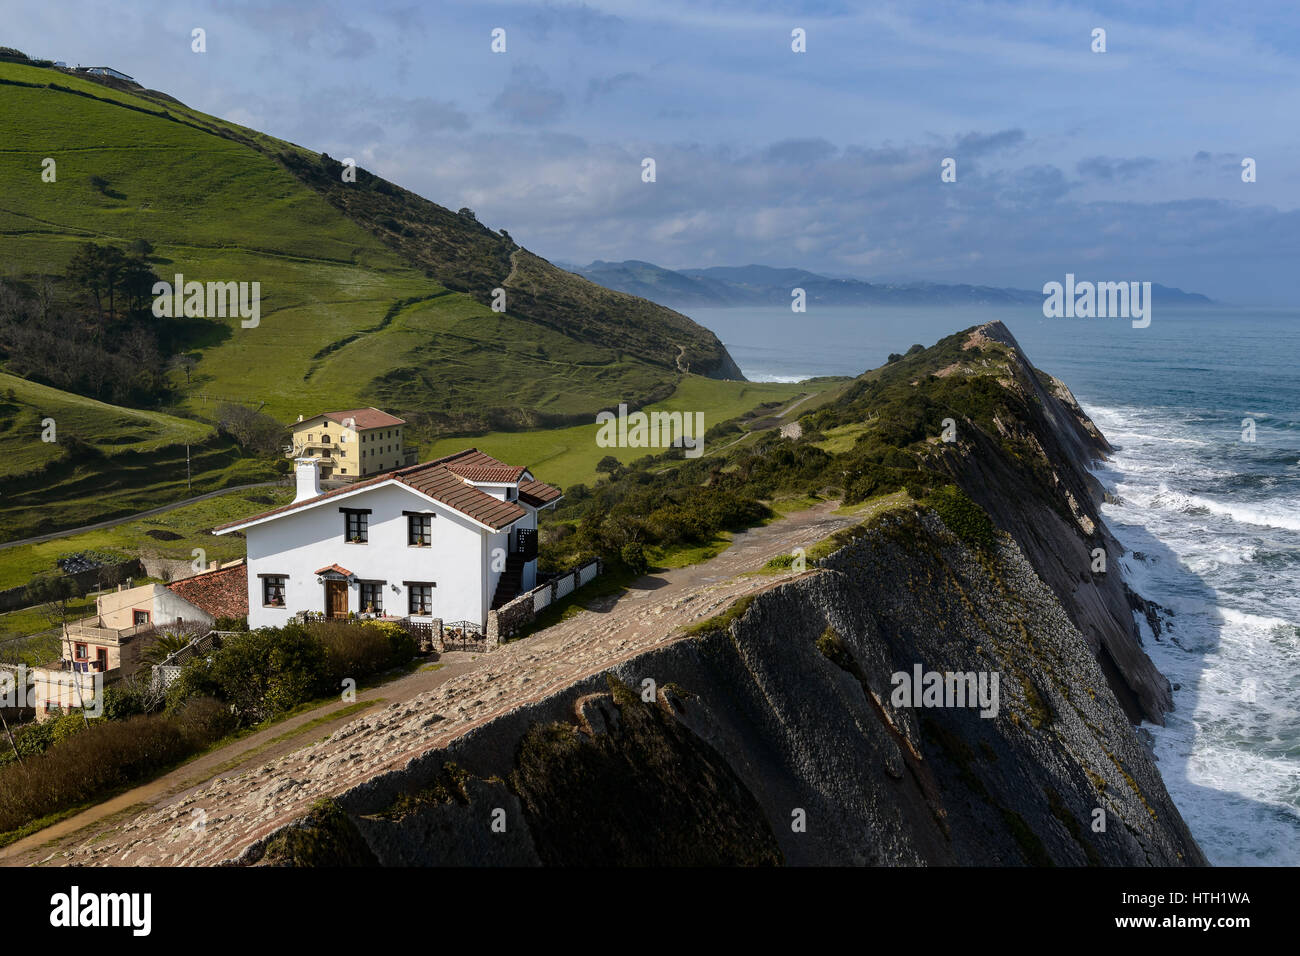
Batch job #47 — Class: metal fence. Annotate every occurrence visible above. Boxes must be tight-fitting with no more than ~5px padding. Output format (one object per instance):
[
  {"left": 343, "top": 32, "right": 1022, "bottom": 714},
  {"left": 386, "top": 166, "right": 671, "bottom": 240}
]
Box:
[{"left": 442, "top": 620, "right": 486, "bottom": 652}]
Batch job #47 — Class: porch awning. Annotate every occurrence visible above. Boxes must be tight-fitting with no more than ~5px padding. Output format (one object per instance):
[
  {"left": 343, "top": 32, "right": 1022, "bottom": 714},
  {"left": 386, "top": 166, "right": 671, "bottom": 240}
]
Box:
[{"left": 314, "top": 564, "right": 353, "bottom": 578}]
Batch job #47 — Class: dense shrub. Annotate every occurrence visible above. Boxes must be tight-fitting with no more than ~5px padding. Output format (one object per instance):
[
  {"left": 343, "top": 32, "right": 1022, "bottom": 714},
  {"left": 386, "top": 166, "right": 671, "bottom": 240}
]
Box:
[
  {"left": 169, "top": 620, "right": 417, "bottom": 725},
  {"left": 0, "top": 713, "right": 86, "bottom": 769},
  {"left": 620, "top": 542, "right": 647, "bottom": 575},
  {"left": 101, "top": 685, "right": 144, "bottom": 720},
  {"left": 925, "top": 485, "right": 997, "bottom": 552},
  {"left": 0, "top": 697, "right": 233, "bottom": 835},
  {"left": 171, "top": 624, "right": 326, "bottom": 724},
  {"left": 314, "top": 620, "right": 415, "bottom": 689}
]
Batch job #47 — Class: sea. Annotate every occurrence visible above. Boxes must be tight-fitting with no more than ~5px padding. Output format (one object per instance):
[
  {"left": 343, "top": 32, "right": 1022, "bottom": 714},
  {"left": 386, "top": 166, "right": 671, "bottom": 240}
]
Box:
[{"left": 689, "top": 304, "right": 1300, "bottom": 866}]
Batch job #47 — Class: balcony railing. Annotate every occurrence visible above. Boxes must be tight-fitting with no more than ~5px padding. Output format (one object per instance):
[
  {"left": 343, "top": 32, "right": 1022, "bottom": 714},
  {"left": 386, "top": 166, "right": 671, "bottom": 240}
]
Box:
[{"left": 65, "top": 619, "right": 155, "bottom": 644}]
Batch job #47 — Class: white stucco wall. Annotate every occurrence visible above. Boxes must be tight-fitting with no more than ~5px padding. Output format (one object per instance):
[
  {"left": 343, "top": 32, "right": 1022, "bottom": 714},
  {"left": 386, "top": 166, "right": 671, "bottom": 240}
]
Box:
[
  {"left": 236, "top": 483, "right": 491, "bottom": 629},
  {"left": 153, "top": 588, "right": 215, "bottom": 629}
]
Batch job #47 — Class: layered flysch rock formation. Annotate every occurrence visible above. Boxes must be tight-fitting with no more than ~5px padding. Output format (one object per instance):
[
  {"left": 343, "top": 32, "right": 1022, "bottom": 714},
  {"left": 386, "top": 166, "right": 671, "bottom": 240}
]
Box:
[
  {"left": 238, "top": 320, "right": 1202, "bottom": 866},
  {"left": 929, "top": 322, "right": 1172, "bottom": 723},
  {"left": 249, "top": 503, "right": 1203, "bottom": 866}
]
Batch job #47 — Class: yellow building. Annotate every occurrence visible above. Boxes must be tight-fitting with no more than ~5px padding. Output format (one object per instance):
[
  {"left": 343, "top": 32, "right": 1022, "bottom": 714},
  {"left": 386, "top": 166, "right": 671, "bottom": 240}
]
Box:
[{"left": 289, "top": 408, "right": 416, "bottom": 481}]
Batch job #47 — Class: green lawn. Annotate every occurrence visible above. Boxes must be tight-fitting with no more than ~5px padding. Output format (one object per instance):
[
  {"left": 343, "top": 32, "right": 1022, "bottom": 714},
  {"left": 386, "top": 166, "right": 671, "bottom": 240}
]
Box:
[
  {"left": 0, "top": 485, "right": 294, "bottom": 593},
  {"left": 0, "top": 370, "right": 210, "bottom": 481},
  {"left": 423, "top": 376, "right": 812, "bottom": 489}
]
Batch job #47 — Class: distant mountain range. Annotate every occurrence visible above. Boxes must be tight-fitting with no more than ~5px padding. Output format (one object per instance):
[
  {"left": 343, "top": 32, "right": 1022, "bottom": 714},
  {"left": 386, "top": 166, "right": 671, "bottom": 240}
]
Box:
[{"left": 564, "top": 260, "right": 1216, "bottom": 309}]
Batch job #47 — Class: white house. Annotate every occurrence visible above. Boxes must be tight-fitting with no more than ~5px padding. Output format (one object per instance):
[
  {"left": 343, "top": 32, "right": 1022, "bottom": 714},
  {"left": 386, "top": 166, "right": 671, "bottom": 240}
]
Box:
[
  {"left": 79, "top": 66, "right": 135, "bottom": 81},
  {"left": 216, "top": 449, "right": 562, "bottom": 631},
  {"left": 78, "top": 66, "right": 135, "bottom": 81}
]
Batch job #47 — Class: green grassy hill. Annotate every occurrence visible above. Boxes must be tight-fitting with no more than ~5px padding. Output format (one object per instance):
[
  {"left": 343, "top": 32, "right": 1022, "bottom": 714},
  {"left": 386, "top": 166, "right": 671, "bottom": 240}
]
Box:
[
  {"left": 0, "top": 61, "right": 739, "bottom": 430},
  {"left": 0, "top": 370, "right": 275, "bottom": 540},
  {"left": 0, "top": 59, "right": 750, "bottom": 542}
]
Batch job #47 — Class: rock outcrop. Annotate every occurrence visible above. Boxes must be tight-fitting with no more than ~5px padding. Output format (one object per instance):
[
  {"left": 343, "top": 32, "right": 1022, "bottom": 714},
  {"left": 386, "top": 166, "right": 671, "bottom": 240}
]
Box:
[
  {"left": 931, "top": 321, "right": 1172, "bottom": 723},
  {"left": 241, "top": 506, "right": 1204, "bottom": 866}
]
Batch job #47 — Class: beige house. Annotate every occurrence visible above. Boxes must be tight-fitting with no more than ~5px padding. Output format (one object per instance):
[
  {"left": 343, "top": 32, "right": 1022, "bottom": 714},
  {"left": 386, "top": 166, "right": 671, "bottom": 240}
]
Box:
[
  {"left": 289, "top": 407, "right": 416, "bottom": 481},
  {"left": 24, "top": 560, "right": 248, "bottom": 720}
]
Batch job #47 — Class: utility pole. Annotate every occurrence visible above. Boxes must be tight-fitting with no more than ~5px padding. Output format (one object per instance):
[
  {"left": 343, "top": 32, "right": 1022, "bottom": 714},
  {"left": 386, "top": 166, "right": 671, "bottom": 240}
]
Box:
[
  {"left": 0, "top": 694, "right": 21, "bottom": 765},
  {"left": 186, "top": 443, "right": 192, "bottom": 494}
]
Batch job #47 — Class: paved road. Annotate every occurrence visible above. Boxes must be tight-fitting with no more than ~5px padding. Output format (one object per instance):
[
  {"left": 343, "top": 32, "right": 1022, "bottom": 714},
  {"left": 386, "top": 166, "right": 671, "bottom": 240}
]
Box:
[
  {"left": 0, "top": 482, "right": 286, "bottom": 552},
  {"left": 1, "top": 498, "right": 877, "bottom": 867}
]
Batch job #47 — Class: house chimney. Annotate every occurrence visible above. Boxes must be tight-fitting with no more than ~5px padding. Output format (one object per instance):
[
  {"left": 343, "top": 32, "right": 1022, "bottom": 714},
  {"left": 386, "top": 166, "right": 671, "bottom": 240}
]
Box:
[{"left": 294, "top": 457, "right": 322, "bottom": 502}]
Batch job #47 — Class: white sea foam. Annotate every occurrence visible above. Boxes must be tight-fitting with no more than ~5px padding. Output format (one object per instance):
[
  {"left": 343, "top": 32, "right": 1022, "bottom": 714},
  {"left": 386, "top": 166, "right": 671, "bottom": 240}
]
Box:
[
  {"left": 1183, "top": 494, "right": 1300, "bottom": 533},
  {"left": 1087, "top": 398, "right": 1300, "bottom": 866},
  {"left": 745, "top": 373, "right": 810, "bottom": 384}
]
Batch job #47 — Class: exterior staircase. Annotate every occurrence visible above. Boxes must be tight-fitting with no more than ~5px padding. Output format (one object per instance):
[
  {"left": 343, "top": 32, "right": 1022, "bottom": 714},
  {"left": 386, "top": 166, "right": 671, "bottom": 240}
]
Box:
[{"left": 490, "top": 552, "right": 528, "bottom": 609}]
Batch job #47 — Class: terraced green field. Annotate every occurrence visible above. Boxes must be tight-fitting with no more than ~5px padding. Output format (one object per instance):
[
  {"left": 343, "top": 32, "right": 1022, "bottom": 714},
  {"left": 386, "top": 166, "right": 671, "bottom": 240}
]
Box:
[
  {"left": 422, "top": 376, "right": 812, "bottom": 488},
  {"left": 0, "top": 371, "right": 208, "bottom": 479}
]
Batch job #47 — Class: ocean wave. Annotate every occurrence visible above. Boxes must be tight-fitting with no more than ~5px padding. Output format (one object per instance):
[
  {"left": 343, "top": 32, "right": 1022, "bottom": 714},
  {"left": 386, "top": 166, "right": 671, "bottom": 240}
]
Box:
[
  {"left": 744, "top": 372, "right": 811, "bottom": 383},
  {"left": 1184, "top": 494, "right": 1300, "bottom": 533}
]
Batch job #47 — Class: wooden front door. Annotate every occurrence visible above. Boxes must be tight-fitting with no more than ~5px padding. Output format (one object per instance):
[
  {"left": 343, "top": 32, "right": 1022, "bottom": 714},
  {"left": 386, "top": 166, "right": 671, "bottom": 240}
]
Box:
[{"left": 325, "top": 579, "right": 348, "bottom": 618}]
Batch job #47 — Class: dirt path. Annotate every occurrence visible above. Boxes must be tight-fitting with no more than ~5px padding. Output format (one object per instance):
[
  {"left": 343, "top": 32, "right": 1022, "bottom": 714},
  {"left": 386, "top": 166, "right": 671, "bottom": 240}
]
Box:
[
  {"left": 1, "top": 499, "right": 866, "bottom": 867},
  {"left": 704, "top": 390, "right": 816, "bottom": 458},
  {"left": 0, "top": 654, "right": 484, "bottom": 866}
]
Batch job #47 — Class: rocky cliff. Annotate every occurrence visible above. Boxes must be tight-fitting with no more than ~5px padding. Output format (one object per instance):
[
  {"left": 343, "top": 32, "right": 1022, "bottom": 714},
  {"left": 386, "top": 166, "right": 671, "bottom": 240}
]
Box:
[
  {"left": 247, "top": 501, "right": 1202, "bottom": 867},
  {"left": 238, "top": 321, "right": 1204, "bottom": 867},
  {"left": 925, "top": 322, "right": 1172, "bottom": 723}
]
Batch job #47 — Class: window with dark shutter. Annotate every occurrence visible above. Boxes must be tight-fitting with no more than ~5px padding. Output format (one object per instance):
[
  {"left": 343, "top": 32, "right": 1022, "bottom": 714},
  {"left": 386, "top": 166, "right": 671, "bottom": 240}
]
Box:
[
  {"left": 407, "top": 582, "right": 435, "bottom": 615},
  {"left": 342, "top": 509, "right": 369, "bottom": 542},
  {"left": 262, "top": 575, "right": 287, "bottom": 607}
]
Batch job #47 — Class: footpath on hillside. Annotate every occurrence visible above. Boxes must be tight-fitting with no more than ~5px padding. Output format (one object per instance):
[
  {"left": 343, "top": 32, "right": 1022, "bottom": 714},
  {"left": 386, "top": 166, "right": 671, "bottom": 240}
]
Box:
[{"left": 0, "top": 499, "right": 873, "bottom": 867}]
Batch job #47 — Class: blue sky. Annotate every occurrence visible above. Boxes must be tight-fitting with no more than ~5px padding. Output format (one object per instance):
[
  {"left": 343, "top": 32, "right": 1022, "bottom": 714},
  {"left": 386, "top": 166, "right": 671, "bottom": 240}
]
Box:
[{"left": 9, "top": 0, "right": 1300, "bottom": 303}]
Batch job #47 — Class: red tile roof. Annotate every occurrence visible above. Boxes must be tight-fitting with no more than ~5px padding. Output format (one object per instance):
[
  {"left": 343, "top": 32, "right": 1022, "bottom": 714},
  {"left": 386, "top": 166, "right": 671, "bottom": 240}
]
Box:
[
  {"left": 446, "top": 461, "right": 528, "bottom": 483},
  {"left": 166, "top": 561, "right": 248, "bottom": 620},
  {"left": 301, "top": 407, "right": 406, "bottom": 430},
  {"left": 215, "top": 449, "right": 554, "bottom": 533},
  {"left": 314, "top": 564, "right": 353, "bottom": 577},
  {"left": 518, "top": 479, "right": 563, "bottom": 509}
]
